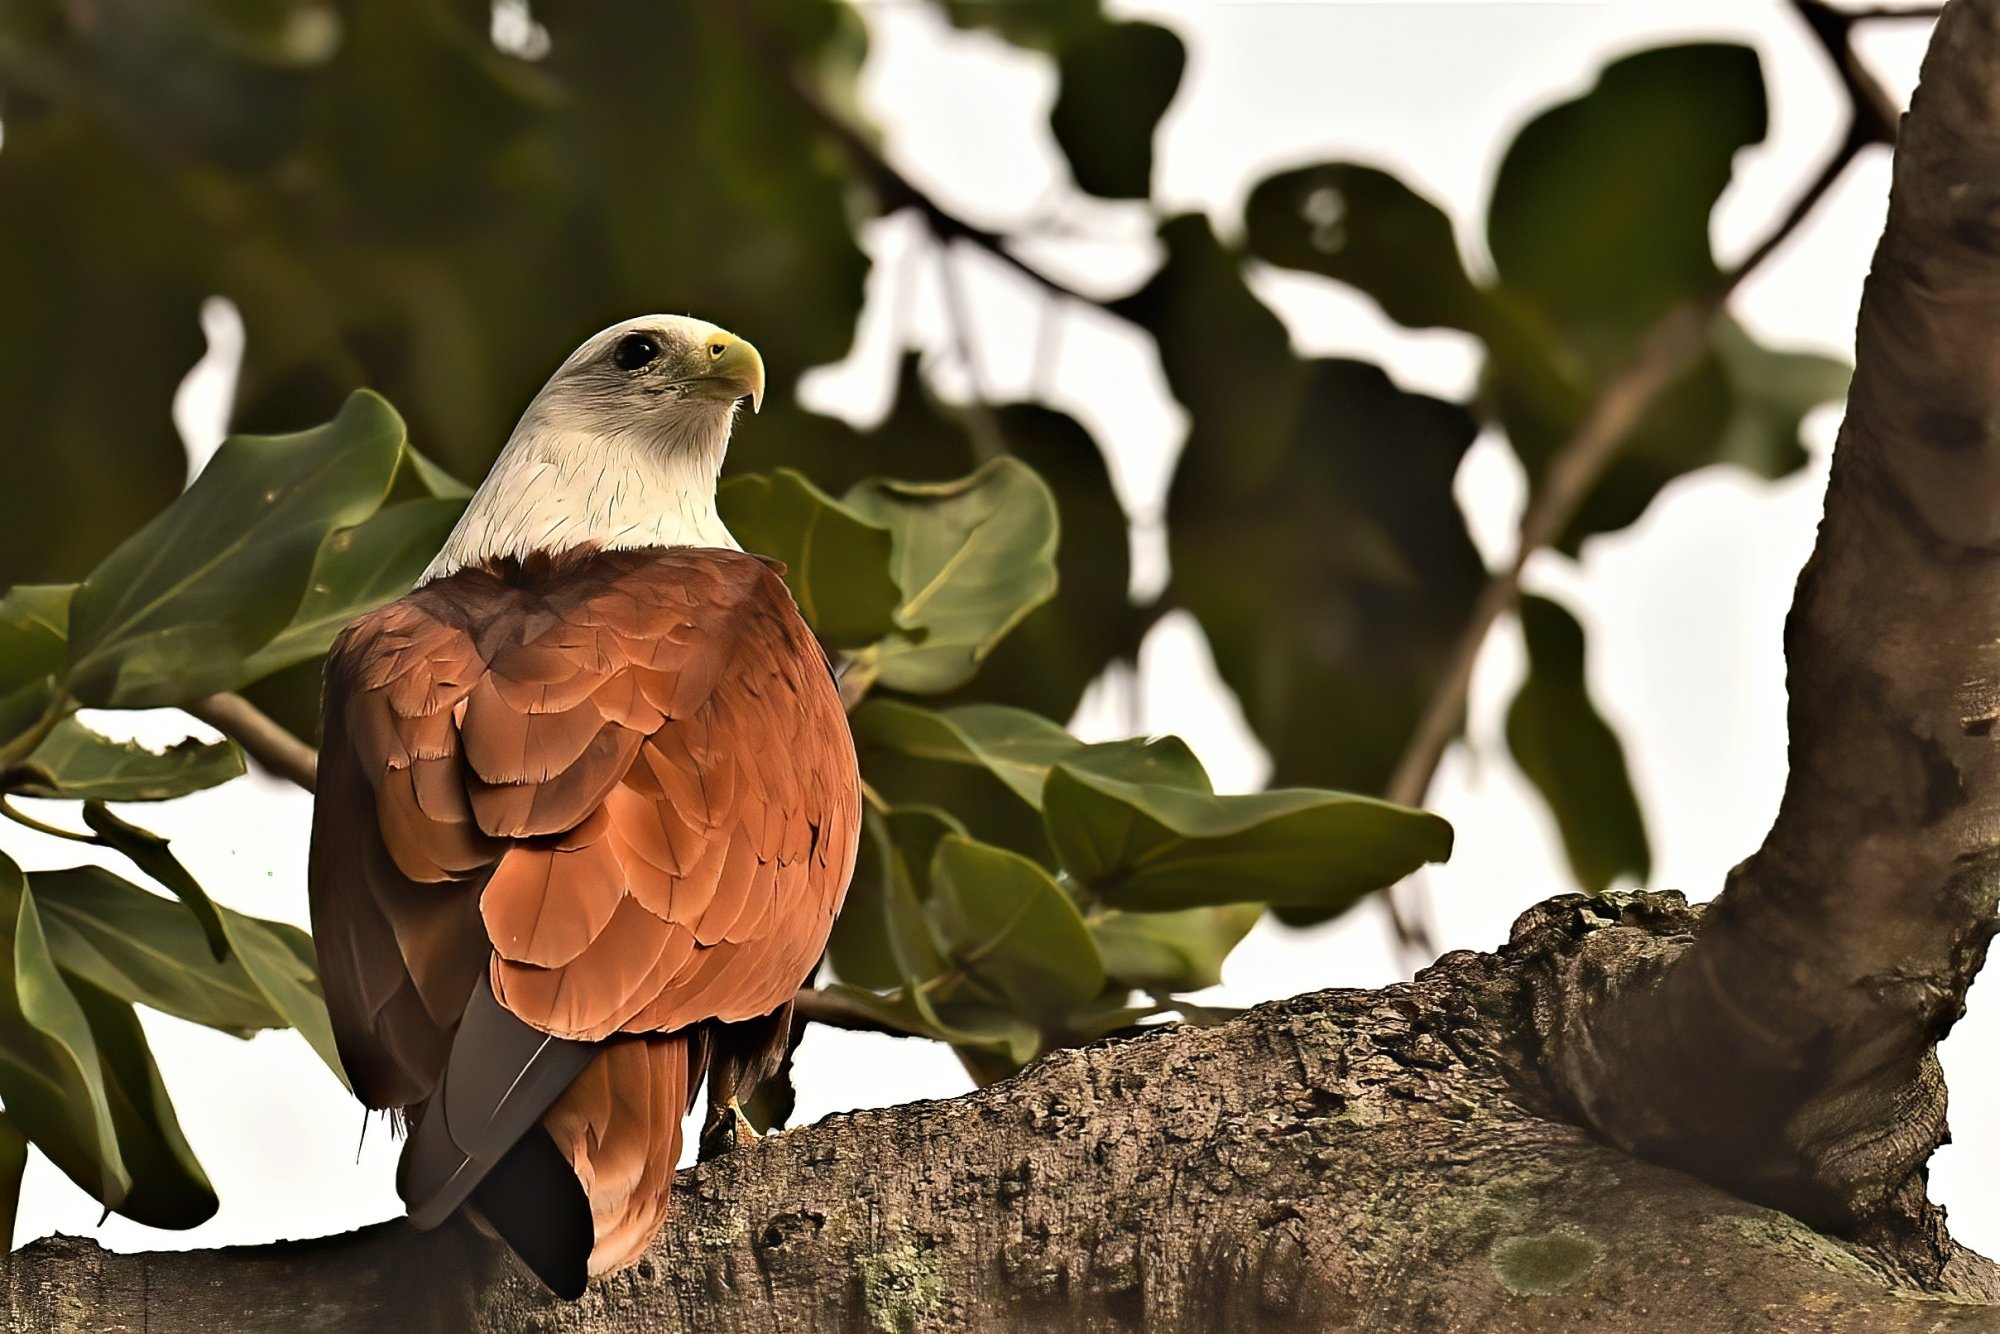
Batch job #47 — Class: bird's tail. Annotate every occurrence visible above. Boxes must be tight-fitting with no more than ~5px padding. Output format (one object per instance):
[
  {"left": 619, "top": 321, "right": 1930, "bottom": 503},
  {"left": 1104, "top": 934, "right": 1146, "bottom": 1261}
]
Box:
[{"left": 540, "top": 1033, "right": 696, "bottom": 1278}]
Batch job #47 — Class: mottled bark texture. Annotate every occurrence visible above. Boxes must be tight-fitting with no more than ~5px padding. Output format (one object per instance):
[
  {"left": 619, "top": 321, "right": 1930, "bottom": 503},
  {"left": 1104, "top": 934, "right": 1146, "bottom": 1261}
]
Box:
[
  {"left": 1530, "top": 0, "right": 2000, "bottom": 1264},
  {"left": 7, "top": 895, "right": 2000, "bottom": 1333},
  {"left": 14, "top": 2, "right": 2000, "bottom": 1329}
]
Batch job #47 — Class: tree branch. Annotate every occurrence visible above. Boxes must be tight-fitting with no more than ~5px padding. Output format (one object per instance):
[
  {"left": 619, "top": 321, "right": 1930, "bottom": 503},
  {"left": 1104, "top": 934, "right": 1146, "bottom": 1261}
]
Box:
[
  {"left": 1534, "top": 0, "right": 2000, "bottom": 1247},
  {"left": 717, "top": 3, "right": 1112, "bottom": 312},
  {"left": 10, "top": 894, "right": 1997, "bottom": 1330},
  {"left": 188, "top": 693, "right": 318, "bottom": 793}
]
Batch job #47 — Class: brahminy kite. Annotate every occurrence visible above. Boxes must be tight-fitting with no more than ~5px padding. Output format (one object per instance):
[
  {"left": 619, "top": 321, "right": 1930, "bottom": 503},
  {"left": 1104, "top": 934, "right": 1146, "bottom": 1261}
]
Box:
[{"left": 307, "top": 316, "right": 860, "bottom": 1296}]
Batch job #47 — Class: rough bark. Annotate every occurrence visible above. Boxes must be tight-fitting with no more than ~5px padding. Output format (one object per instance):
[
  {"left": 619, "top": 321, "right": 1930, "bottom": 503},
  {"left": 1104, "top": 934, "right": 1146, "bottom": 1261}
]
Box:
[
  {"left": 7, "top": 893, "right": 1999, "bottom": 1334},
  {"left": 1530, "top": 0, "right": 2000, "bottom": 1259}
]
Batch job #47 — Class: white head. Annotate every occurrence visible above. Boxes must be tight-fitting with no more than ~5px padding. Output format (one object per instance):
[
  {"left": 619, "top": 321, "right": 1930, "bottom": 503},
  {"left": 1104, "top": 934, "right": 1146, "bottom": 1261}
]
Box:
[{"left": 424, "top": 314, "right": 767, "bottom": 581}]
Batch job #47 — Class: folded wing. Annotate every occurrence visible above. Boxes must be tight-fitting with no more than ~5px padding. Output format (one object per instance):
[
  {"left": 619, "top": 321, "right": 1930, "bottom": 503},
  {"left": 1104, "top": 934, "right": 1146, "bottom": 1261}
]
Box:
[{"left": 308, "top": 546, "right": 859, "bottom": 1280}]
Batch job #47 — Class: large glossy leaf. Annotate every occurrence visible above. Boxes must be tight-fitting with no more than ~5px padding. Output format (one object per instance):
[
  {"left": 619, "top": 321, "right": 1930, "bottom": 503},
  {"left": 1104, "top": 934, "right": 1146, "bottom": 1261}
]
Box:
[
  {"left": 718, "top": 469, "right": 900, "bottom": 648},
  {"left": 1043, "top": 738, "right": 1453, "bottom": 913},
  {"left": 826, "top": 804, "right": 956, "bottom": 993},
  {"left": 0, "top": 585, "right": 77, "bottom": 754},
  {"left": 7, "top": 716, "right": 245, "bottom": 802},
  {"left": 70, "top": 979, "right": 217, "bottom": 1229},
  {"left": 1478, "top": 44, "right": 1803, "bottom": 556},
  {"left": 927, "top": 834, "right": 1105, "bottom": 1022},
  {"left": 1494, "top": 316, "right": 1844, "bottom": 553},
  {"left": 1089, "top": 903, "right": 1264, "bottom": 992},
  {"left": 1115, "top": 214, "right": 1307, "bottom": 484},
  {"left": 1245, "top": 163, "right": 1490, "bottom": 332},
  {"left": 952, "top": 405, "right": 1140, "bottom": 723},
  {"left": 82, "top": 802, "right": 229, "bottom": 961},
  {"left": 843, "top": 460, "right": 1060, "bottom": 695},
  {"left": 66, "top": 391, "right": 409, "bottom": 708},
  {"left": 0, "top": 585, "right": 75, "bottom": 700},
  {"left": 1169, "top": 358, "right": 1485, "bottom": 797},
  {"left": 1505, "top": 597, "right": 1649, "bottom": 894},
  {"left": 237, "top": 494, "right": 465, "bottom": 682},
  {"left": 1049, "top": 21, "right": 1184, "bottom": 199},
  {"left": 1710, "top": 318, "right": 1851, "bottom": 476},
  {"left": 1488, "top": 43, "right": 1765, "bottom": 359},
  {"left": 31, "top": 866, "right": 302, "bottom": 1036},
  {"left": 853, "top": 700, "right": 1081, "bottom": 808},
  {"left": 0, "top": 866, "right": 129, "bottom": 1210},
  {"left": 221, "top": 906, "right": 344, "bottom": 1084}
]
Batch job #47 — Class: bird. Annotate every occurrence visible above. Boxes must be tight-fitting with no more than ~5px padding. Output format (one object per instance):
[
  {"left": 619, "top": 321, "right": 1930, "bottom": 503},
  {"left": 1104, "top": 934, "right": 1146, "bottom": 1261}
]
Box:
[{"left": 306, "top": 315, "right": 861, "bottom": 1296}]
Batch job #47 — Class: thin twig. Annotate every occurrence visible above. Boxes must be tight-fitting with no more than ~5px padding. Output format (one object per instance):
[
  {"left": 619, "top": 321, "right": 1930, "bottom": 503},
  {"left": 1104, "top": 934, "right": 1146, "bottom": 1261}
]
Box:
[
  {"left": 1837, "top": 3, "right": 1942, "bottom": 19},
  {"left": 189, "top": 693, "right": 318, "bottom": 793},
  {"left": 717, "top": 3, "right": 1108, "bottom": 312},
  {"left": 933, "top": 235, "right": 1011, "bottom": 462},
  {"left": 789, "top": 987, "right": 923, "bottom": 1037}
]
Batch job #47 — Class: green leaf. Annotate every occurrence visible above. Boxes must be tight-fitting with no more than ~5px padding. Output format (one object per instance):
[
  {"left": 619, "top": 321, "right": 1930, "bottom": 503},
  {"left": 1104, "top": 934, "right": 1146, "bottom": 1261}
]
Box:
[
  {"left": 1478, "top": 46, "right": 1777, "bottom": 554},
  {"left": 81, "top": 802, "right": 230, "bottom": 961},
  {"left": 236, "top": 494, "right": 466, "bottom": 682},
  {"left": 1089, "top": 903, "right": 1264, "bottom": 992},
  {"left": 1169, "top": 358, "right": 1485, "bottom": 798},
  {"left": 0, "top": 585, "right": 77, "bottom": 756},
  {"left": 827, "top": 804, "right": 955, "bottom": 992},
  {"left": 8, "top": 716, "right": 245, "bottom": 802},
  {"left": 1710, "top": 318, "right": 1850, "bottom": 476},
  {"left": 398, "top": 443, "right": 474, "bottom": 501},
  {"left": 2, "top": 867, "right": 130, "bottom": 1210},
  {"left": 927, "top": 834, "right": 1105, "bottom": 1022},
  {"left": 718, "top": 469, "right": 900, "bottom": 648},
  {"left": 853, "top": 700, "right": 1081, "bottom": 808},
  {"left": 221, "top": 906, "right": 345, "bottom": 1085},
  {"left": 947, "top": 405, "right": 1140, "bottom": 722},
  {"left": 66, "top": 390, "right": 410, "bottom": 708},
  {"left": 1043, "top": 738, "right": 1453, "bottom": 913},
  {"left": 1244, "top": 163, "right": 1490, "bottom": 332},
  {"left": 1505, "top": 596, "right": 1649, "bottom": 893},
  {"left": 69, "top": 979, "right": 217, "bottom": 1228},
  {"left": 31, "top": 866, "right": 302, "bottom": 1036},
  {"left": 1049, "top": 21, "right": 1184, "bottom": 199},
  {"left": 1115, "top": 214, "right": 1308, "bottom": 484},
  {"left": 1488, "top": 43, "right": 1765, "bottom": 359},
  {"left": 843, "top": 460, "right": 1060, "bottom": 694},
  {"left": 0, "top": 585, "right": 74, "bottom": 698}
]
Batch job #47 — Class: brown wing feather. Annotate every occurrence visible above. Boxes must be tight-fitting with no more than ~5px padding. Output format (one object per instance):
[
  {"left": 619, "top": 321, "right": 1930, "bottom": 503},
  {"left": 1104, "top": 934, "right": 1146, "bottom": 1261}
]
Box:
[
  {"left": 310, "top": 545, "right": 859, "bottom": 1276},
  {"left": 542, "top": 1034, "right": 694, "bottom": 1277},
  {"left": 475, "top": 552, "right": 859, "bottom": 1043}
]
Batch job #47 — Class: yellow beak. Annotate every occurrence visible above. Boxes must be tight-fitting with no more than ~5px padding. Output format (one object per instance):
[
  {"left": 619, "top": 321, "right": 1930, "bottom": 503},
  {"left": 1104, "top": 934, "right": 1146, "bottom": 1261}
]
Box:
[{"left": 702, "top": 332, "right": 765, "bottom": 414}]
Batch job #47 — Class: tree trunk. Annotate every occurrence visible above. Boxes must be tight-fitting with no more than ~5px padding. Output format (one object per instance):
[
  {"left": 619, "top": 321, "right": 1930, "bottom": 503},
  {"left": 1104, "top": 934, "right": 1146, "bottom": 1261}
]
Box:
[{"left": 5, "top": 893, "right": 1997, "bottom": 1333}]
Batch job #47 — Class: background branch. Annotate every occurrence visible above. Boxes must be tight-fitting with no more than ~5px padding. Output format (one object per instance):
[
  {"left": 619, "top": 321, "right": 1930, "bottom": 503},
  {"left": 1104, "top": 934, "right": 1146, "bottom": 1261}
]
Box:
[{"left": 188, "top": 693, "right": 319, "bottom": 793}]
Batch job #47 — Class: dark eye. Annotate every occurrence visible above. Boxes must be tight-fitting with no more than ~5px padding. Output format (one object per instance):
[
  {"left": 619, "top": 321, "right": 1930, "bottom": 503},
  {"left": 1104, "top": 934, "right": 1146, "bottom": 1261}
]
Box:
[{"left": 613, "top": 334, "right": 659, "bottom": 371}]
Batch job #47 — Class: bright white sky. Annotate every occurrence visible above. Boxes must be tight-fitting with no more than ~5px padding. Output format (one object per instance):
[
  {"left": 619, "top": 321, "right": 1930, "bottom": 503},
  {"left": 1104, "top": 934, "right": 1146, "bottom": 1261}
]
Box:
[{"left": 12, "top": 0, "right": 1989, "bottom": 1266}]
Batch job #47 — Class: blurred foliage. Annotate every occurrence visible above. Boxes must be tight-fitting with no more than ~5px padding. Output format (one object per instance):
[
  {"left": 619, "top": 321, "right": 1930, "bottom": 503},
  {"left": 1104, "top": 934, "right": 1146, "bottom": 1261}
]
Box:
[{"left": 0, "top": 0, "right": 1853, "bottom": 1233}]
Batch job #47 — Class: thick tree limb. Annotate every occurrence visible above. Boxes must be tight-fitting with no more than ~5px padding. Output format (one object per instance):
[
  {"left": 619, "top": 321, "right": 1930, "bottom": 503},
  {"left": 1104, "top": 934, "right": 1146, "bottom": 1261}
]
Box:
[
  {"left": 7, "top": 894, "right": 1996, "bottom": 1332},
  {"left": 1534, "top": 0, "right": 2000, "bottom": 1249}
]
